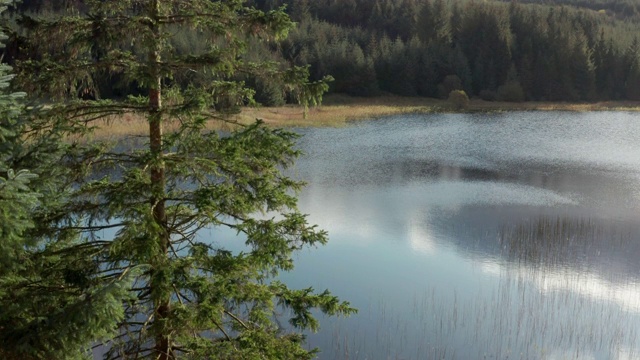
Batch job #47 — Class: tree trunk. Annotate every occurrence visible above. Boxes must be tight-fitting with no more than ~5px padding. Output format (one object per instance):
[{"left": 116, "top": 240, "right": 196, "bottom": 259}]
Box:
[
  {"left": 148, "top": 1, "right": 171, "bottom": 359},
  {"left": 149, "top": 85, "right": 170, "bottom": 360}
]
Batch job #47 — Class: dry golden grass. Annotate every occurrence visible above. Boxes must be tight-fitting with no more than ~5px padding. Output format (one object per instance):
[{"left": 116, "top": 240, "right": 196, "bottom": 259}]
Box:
[
  {"left": 87, "top": 94, "right": 640, "bottom": 138},
  {"left": 233, "top": 94, "right": 446, "bottom": 127},
  {"left": 468, "top": 99, "right": 640, "bottom": 112},
  {"left": 87, "top": 111, "right": 250, "bottom": 140}
]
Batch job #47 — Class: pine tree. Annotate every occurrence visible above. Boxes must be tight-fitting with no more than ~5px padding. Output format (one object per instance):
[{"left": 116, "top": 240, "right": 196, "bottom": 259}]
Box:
[
  {"left": 460, "top": 4, "right": 512, "bottom": 94},
  {"left": 0, "top": 0, "right": 33, "bottom": 264},
  {"left": 625, "top": 38, "right": 640, "bottom": 100},
  {"left": 392, "top": 0, "right": 418, "bottom": 41},
  {"left": 569, "top": 33, "right": 596, "bottom": 101},
  {"left": 1, "top": 2, "right": 141, "bottom": 359},
  {"left": 416, "top": 0, "right": 434, "bottom": 44},
  {"left": 417, "top": 0, "right": 449, "bottom": 45},
  {"left": 449, "top": 1, "right": 463, "bottom": 46},
  {"left": 291, "top": 0, "right": 311, "bottom": 22},
  {"left": 12, "top": 1, "right": 353, "bottom": 359}
]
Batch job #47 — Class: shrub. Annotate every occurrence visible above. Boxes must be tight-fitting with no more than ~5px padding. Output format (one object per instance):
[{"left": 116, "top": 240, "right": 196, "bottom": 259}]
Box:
[
  {"left": 437, "top": 75, "right": 463, "bottom": 99},
  {"left": 448, "top": 90, "right": 469, "bottom": 109}
]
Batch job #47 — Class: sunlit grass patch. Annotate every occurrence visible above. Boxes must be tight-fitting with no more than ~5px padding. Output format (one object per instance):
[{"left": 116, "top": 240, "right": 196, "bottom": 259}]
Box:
[{"left": 85, "top": 95, "right": 640, "bottom": 138}]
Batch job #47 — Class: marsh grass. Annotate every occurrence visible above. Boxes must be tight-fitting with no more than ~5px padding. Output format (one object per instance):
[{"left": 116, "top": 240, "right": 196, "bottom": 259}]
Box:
[
  {"left": 84, "top": 94, "right": 640, "bottom": 139},
  {"left": 83, "top": 111, "right": 252, "bottom": 141},
  {"left": 470, "top": 99, "right": 640, "bottom": 112},
  {"left": 318, "top": 274, "right": 640, "bottom": 360}
]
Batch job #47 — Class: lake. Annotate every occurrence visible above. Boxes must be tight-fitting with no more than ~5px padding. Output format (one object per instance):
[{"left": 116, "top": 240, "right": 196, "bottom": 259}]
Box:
[{"left": 235, "top": 111, "right": 640, "bottom": 359}]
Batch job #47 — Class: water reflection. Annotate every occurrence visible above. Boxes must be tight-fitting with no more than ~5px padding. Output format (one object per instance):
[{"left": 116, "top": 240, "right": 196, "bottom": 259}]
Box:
[
  {"left": 321, "top": 270, "right": 640, "bottom": 359},
  {"left": 496, "top": 216, "right": 640, "bottom": 311},
  {"left": 257, "top": 112, "right": 640, "bottom": 358},
  {"left": 407, "top": 212, "right": 437, "bottom": 255},
  {"left": 294, "top": 205, "right": 640, "bottom": 358},
  {"left": 500, "top": 217, "right": 616, "bottom": 267}
]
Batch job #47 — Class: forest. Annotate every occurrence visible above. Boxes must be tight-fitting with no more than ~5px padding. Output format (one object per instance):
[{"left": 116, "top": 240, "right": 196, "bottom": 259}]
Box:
[
  {"left": 11, "top": 0, "right": 640, "bottom": 103},
  {"left": 265, "top": 0, "right": 640, "bottom": 102}
]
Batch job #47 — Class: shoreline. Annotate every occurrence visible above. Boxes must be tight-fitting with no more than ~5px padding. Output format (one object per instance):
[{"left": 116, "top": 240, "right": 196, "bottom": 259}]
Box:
[
  {"left": 90, "top": 94, "right": 640, "bottom": 139},
  {"left": 248, "top": 94, "right": 640, "bottom": 126}
]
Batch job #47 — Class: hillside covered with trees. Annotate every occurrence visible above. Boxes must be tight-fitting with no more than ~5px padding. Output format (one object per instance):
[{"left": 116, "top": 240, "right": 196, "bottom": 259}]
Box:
[
  {"left": 266, "top": 0, "right": 640, "bottom": 102},
  {"left": 271, "top": 0, "right": 640, "bottom": 103},
  {"left": 8, "top": 0, "right": 640, "bottom": 103}
]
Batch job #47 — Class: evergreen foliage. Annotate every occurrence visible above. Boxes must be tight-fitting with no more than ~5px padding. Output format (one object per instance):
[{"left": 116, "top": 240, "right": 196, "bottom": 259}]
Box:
[
  {"left": 270, "top": 0, "right": 640, "bottom": 102},
  {"left": 5, "top": 1, "right": 353, "bottom": 358},
  {"left": 9, "top": 0, "right": 640, "bottom": 102},
  {"left": 1, "top": 2, "right": 142, "bottom": 359}
]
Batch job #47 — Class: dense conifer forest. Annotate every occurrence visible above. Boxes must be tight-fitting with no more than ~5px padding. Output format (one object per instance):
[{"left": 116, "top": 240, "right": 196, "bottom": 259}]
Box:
[
  {"left": 7, "top": 0, "right": 640, "bottom": 102},
  {"left": 267, "top": 0, "right": 640, "bottom": 102},
  {"left": 255, "top": 0, "right": 640, "bottom": 102}
]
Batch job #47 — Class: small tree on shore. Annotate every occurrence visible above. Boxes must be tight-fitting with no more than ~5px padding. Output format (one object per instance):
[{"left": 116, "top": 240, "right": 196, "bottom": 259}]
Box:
[
  {"left": 10, "top": 1, "right": 353, "bottom": 358},
  {"left": 448, "top": 89, "right": 469, "bottom": 109}
]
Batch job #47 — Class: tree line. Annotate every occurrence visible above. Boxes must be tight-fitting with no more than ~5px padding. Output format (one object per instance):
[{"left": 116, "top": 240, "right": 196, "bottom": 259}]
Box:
[
  {"left": 268, "top": 0, "right": 640, "bottom": 102},
  {"left": 8, "top": 0, "right": 640, "bottom": 104}
]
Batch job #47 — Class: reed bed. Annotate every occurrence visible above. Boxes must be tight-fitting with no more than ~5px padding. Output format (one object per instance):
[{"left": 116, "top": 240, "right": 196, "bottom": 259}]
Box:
[
  {"left": 310, "top": 216, "right": 640, "bottom": 360},
  {"left": 317, "top": 273, "right": 640, "bottom": 360},
  {"left": 84, "top": 94, "right": 640, "bottom": 139}
]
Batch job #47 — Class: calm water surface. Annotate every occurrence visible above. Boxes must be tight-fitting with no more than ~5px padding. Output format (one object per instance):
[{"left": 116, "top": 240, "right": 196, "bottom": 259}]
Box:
[{"left": 218, "top": 111, "right": 640, "bottom": 359}]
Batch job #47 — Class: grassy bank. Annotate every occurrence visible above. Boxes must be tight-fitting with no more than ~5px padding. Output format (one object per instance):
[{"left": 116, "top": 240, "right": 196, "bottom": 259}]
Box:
[{"left": 89, "top": 94, "right": 640, "bottom": 139}]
